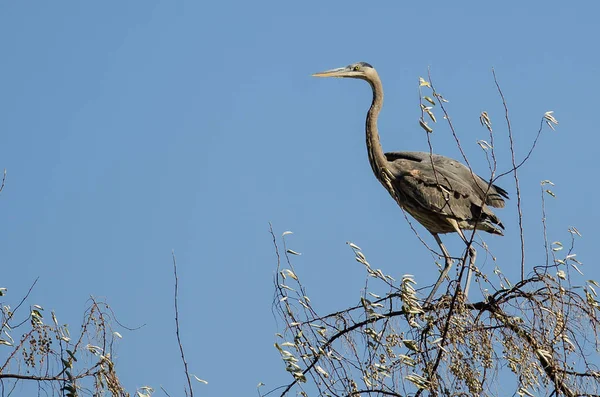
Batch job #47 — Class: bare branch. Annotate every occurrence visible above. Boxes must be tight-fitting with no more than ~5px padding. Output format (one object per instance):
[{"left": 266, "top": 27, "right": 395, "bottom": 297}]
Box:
[
  {"left": 492, "top": 69, "right": 526, "bottom": 281},
  {"left": 172, "top": 250, "right": 194, "bottom": 397}
]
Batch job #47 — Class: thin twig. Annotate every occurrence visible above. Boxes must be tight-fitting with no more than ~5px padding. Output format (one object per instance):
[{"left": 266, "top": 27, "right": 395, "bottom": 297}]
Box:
[
  {"left": 492, "top": 69, "right": 525, "bottom": 281},
  {"left": 161, "top": 385, "right": 173, "bottom": 397},
  {"left": 0, "top": 169, "right": 6, "bottom": 194},
  {"left": 487, "top": 299, "right": 576, "bottom": 397},
  {"left": 172, "top": 251, "right": 194, "bottom": 397},
  {"left": 541, "top": 183, "right": 550, "bottom": 268},
  {"left": 0, "top": 329, "right": 35, "bottom": 373},
  {"left": 496, "top": 118, "right": 546, "bottom": 180},
  {"left": 0, "top": 374, "right": 73, "bottom": 381},
  {"left": 0, "top": 277, "right": 39, "bottom": 333},
  {"left": 348, "top": 390, "right": 403, "bottom": 397},
  {"left": 278, "top": 309, "right": 407, "bottom": 397}
]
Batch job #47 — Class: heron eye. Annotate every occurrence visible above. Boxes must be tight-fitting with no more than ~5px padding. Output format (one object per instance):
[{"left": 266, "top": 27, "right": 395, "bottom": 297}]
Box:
[{"left": 354, "top": 65, "right": 361, "bottom": 71}]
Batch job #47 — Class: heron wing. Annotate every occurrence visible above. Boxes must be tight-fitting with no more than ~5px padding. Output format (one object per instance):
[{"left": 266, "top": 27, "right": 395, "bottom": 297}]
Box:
[
  {"left": 384, "top": 152, "right": 507, "bottom": 228},
  {"left": 385, "top": 152, "right": 508, "bottom": 208}
]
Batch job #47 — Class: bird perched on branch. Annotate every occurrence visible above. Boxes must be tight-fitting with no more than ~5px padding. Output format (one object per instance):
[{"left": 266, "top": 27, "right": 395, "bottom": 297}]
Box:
[{"left": 313, "top": 62, "right": 508, "bottom": 303}]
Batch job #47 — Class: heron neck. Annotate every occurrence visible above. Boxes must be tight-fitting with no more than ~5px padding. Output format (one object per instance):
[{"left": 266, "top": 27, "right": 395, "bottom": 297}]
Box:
[{"left": 366, "top": 77, "right": 388, "bottom": 177}]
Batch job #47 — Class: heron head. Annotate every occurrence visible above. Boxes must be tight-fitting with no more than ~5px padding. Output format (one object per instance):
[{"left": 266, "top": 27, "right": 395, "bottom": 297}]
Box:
[{"left": 312, "top": 62, "right": 375, "bottom": 80}]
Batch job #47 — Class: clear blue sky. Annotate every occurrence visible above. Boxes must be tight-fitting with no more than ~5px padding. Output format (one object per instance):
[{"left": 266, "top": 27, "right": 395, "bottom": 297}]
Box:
[{"left": 1, "top": 1, "right": 597, "bottom": 395}]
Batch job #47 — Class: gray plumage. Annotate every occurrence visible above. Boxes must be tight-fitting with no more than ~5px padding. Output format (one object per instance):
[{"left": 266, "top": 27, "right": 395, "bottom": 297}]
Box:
[
  {"left": 313, "top": 62, "right": 508, "bottom": 302},
  {"left": 383, "top": 151, "right": 508, "bottom": 235}
]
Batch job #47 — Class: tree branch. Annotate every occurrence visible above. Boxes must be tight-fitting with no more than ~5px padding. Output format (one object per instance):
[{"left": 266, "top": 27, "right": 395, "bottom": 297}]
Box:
[{"left": 172, "top": 251, "right": 194, "bottom": 397}]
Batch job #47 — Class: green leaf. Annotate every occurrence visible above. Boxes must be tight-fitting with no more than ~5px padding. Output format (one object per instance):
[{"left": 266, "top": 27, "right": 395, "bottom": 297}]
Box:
[
  {"left": 419, "top": 119, "right": 433, "bottom": 133},
  {"left": 66, "top": 349, "right": 77, "bottom": 362},
  {"left": 424, "top": 96, "right": 436, "bottom": 105},
  {"left": 193, "top": 375, "right": 208, "bottom": 384}
]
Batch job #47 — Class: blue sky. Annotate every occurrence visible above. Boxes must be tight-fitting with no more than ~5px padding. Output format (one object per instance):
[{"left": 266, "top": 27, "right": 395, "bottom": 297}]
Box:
[{"left": 0, "top": 1, "right": 597, "bottom": 395}]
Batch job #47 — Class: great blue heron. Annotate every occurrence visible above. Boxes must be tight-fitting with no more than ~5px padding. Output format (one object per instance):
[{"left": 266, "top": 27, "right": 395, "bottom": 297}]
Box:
[{"left": 313, "top": 62, "right": 508, "bottom": 303}]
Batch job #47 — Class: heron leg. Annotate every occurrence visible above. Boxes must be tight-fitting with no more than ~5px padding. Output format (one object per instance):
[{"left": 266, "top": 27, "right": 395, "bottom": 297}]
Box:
[
  {"left": 456, "top": 229, "right": 477, "bottom": 299},
  {"left": 425, "top": 233, "right": 453, "bottom": 305},
  {"left": 463, "top": 247, "right": 477, "bottom": 298}
]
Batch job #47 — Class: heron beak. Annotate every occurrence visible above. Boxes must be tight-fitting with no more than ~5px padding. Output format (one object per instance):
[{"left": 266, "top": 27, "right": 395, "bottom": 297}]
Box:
[{"left": 312, "top": 67, "right": 349, "bottom": 78}]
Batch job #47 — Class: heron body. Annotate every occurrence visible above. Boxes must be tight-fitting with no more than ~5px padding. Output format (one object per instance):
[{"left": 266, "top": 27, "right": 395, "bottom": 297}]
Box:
[
  {"left": 381, "top": 151, "right": 507, "bottom": 235},
  {"left": 313, "top": 62, "right": 508, "bottom": 302}
]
